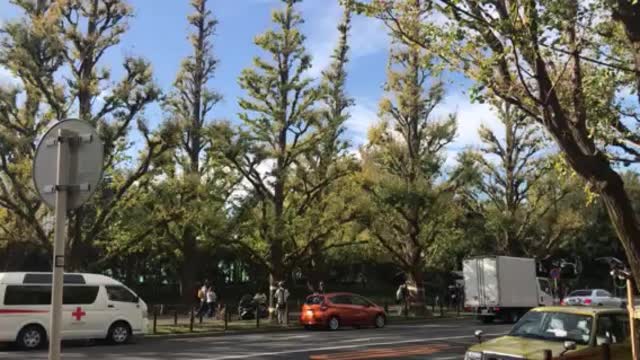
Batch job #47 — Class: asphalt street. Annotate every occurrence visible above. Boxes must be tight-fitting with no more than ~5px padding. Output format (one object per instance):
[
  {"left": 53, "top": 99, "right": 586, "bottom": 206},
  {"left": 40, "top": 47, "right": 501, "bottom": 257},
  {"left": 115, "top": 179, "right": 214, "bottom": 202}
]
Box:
[{"left": 0, "top": 319, "right": 512, "bottom": 360}]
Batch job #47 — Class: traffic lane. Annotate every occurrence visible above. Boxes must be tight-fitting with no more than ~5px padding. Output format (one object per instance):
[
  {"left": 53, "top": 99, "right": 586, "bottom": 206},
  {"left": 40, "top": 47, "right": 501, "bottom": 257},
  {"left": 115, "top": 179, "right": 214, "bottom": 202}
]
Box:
[{"left": 0, "top": 322, "right": 512, "bottom": 360}]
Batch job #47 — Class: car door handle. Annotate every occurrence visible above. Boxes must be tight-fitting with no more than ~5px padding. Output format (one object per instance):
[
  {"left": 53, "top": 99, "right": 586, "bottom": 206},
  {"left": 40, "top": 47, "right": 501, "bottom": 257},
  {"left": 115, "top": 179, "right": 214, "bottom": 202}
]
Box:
[{"left": 108, "top": 304, "right": 114, "bottom": 308}]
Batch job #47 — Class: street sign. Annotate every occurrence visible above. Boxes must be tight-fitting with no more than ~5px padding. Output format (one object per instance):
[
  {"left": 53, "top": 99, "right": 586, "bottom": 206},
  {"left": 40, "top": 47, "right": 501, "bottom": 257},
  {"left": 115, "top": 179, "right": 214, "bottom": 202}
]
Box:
[
  {"left": 32, "top": 119, "right": 103, "bottom": 360},
  {"left": 33, "top": 119, "right": 103, "bottom": 210}
]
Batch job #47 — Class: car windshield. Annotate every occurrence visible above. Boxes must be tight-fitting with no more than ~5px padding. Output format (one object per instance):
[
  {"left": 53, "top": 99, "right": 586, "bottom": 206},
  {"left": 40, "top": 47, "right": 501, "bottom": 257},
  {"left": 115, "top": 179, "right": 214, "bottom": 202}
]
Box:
[
  {"left": 305, "top": 295, "right": 324, "bottom": 305},
  {"left": 568, "top": 290, "right": 593, "bottom": 297},
  {"left": 510, "top": 311, "right": 593, "bottom": 345}
]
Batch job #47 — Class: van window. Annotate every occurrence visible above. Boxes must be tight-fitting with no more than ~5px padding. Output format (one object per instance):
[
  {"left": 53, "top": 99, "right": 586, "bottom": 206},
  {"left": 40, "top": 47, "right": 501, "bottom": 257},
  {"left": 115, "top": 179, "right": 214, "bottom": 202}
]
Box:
[
  {"left": 23, "top": 274, "right": 85, "bottom": 284},
  {"left": 4, "top": 285, "right": 99, "bottom": 305},
  {"left": 63, "top": 286, "right": 99, "bottom": 304},
  {"left": 106, "top": 285, "right": 137, "bottom": 303},
  {"left": 4, "top": 285, "right": 51, "bottom": 305}
]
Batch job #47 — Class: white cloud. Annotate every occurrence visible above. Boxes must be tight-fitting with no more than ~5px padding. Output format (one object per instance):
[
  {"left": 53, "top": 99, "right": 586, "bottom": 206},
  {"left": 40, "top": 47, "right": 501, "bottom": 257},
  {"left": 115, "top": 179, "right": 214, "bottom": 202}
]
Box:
[
  {"left": 346, "top": 98, "right": 378, "bottom": 147},
  {"left": 438, "top": 96, "right": 503, "bottom": 149},
  {"left": 0, "top": 66, "right": 22, "bottom": 88},
  {"left": 306, "top": 2, "right": 389, "bottom": 78}
]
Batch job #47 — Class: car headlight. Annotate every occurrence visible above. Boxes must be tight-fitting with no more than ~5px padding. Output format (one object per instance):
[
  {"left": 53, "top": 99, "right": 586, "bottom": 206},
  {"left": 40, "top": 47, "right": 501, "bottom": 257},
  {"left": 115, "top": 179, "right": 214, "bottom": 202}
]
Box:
[{"left": 464, "top": 351, "right": 482, "bottom": 360}]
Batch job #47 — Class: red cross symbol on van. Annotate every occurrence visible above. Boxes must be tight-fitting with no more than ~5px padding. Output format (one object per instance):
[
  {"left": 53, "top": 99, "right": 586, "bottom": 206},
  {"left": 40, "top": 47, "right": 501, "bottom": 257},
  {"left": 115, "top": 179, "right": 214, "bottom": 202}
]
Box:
[{"left": 72, "top": 307, "right": 86, "bottom": 321}]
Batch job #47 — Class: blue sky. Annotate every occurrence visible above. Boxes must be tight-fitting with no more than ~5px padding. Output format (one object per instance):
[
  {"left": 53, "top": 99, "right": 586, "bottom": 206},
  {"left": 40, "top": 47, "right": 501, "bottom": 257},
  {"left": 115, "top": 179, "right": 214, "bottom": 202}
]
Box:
[{"left": 0, "top": 0, "right": 501, "bottom": 166}]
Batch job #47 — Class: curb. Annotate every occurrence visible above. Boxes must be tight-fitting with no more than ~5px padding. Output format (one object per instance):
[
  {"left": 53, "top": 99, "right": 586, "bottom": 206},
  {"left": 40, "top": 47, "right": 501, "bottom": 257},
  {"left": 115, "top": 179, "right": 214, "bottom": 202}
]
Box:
[
  {"left": 144, "top": 325, "right": 302, "bottom": 340},
  {"left": 144, "top": 316, "right": 473, "bottom": 340}
]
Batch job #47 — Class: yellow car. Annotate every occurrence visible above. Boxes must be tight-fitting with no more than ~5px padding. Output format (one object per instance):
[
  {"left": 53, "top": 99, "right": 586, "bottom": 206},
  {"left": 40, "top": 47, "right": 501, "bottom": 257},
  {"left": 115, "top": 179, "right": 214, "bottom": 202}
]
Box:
[{"left": 465, "top": 306, "right": 633, "bottom": 359}]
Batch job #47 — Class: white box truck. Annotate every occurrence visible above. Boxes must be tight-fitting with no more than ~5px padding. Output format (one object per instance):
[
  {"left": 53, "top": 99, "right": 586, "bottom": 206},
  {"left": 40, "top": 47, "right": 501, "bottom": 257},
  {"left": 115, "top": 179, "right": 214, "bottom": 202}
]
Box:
[{"left": 463, "top": 256, "right": 554, "bottom": 323}]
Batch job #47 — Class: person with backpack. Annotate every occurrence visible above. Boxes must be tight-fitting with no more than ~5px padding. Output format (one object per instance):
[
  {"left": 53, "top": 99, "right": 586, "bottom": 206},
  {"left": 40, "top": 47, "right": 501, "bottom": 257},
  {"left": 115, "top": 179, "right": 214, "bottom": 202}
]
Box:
[{"left": 274, "top": 281, "right": 289, "bottom": 325}]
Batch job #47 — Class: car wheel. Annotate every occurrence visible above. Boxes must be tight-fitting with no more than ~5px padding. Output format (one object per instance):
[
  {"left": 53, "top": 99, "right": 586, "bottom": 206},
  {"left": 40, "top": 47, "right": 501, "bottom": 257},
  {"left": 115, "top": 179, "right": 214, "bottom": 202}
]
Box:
[
  {"left": 374, "top": 314, "right": 386, "bottom": 328},
  {"left": 328, "top": 316, "right": 340, "bottom": 331},
  {"left": 17, "top": 325, "right": 46, "bottom": 350},
  {"left": 108, "top": 321, "right": 131, "bottom": 344},
  {"left": 597, "top": 303, "right": 603, "bottom": 307}
]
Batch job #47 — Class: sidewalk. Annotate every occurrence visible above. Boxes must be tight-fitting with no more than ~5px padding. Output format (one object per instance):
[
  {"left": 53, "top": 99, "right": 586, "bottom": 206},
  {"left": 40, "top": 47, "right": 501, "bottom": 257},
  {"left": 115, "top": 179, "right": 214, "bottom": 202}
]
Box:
[{"left": 148, "top": 309, "right": 473, "bottom": 338}]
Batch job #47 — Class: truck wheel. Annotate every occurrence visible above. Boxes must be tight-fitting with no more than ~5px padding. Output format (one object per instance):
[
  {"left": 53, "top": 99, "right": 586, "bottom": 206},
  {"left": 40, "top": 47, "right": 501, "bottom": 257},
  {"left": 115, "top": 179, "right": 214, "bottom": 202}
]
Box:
[{"left": 481, "top": 316, "right": 494, "bottom": 324}]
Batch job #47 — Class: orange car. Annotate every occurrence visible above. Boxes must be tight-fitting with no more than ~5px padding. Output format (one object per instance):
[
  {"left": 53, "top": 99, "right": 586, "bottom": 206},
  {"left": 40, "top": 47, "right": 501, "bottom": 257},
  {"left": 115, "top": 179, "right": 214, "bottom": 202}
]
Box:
[{"left": 300, "top": 292, "right": 386, "bottom": 330}]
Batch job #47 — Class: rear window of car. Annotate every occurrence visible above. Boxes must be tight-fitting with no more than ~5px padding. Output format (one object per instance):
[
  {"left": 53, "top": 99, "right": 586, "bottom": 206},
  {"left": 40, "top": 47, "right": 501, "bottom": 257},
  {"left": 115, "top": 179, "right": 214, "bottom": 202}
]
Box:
[
  {"left": 569, "top": 290, "right": 593, "bottom": 297},
  {"left": 305, "top": 295, "right": 324, "bottom": 305}
]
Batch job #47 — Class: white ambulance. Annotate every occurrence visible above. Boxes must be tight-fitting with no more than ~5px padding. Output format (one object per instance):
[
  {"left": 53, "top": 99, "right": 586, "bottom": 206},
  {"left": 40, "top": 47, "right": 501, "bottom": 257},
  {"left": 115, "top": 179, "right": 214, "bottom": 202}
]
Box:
[{"left": 0, "top": 272, "right": 148, "bottom": 349}]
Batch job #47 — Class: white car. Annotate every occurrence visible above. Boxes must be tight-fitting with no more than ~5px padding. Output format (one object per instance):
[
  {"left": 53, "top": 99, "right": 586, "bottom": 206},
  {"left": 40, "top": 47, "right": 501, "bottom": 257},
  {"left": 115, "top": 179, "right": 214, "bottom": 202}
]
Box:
[
  {"left": 0, "top": 272, "right": 148, "bottom": 350},
  {"left": 561, "top": 289, "right": 624, "bottom": 307}
]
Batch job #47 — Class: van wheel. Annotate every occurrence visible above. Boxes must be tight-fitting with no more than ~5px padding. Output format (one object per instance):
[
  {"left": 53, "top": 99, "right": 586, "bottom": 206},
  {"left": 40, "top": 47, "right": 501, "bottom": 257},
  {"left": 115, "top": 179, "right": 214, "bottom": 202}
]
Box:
[
  {"left": 17, "top": 325, "right": 46, "bottom": 350},
  {"left": 374, "top": 314, "right": 386, "bottom": 328},
  {"left": 328, "top": 316, "right": 340, "bottom": 331},
  {"left": 107, "top": 321, "right": 131, "bottom": 344}
]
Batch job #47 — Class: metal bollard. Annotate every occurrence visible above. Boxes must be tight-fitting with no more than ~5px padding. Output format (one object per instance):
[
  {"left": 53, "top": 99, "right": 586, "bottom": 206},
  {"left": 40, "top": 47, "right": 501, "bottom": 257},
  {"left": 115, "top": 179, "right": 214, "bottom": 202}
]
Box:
[
  {"left": 542, "top": 349, "right": 552, "bottom": 360},
  {"left": 602, "top": 343, "right": 610, "bottom": 360},
  {"left": 174, "top": 309, "right": 178, "bottom": 325},
  {"left": 153, "top": 305, "right": 158, "bottom": 334},
  {"left": 224, "top": 305, "right": 228, "bottom": 331},
  {"left": 189, "top": 307, "right": 195, "bottom": 332}
]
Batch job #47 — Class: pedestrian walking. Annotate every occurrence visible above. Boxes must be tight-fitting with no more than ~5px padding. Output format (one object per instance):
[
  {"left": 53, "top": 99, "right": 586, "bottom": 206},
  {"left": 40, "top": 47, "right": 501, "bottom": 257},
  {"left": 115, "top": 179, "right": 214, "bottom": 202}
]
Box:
[
  {"left": 206, "top": 286, "right": 217, "bottom": 318},
  {"left": 396, "top": 282, "right": 409, "bottom": 315},
  {"left": 274, "top": 281, "right": 289, "bottom": 325},
  {"left": 196, "top": 280, "right": 210, "bottom": 318}
]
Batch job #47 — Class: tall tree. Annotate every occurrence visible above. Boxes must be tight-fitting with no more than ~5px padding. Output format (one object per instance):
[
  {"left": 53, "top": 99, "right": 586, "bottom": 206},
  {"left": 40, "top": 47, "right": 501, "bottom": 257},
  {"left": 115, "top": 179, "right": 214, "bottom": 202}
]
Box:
[
  {"left": 210, "top": 0, "right": 323, "bottom": 311},
  {"left": 468, "top": 102, "right": 576, "bottom": 256},
  {"left": 160, "top": 0, "right": 227, "bottom": 301},
  {"left": 292, "top": 5, "right": 359, "bottom": 290},
  {"left": 355, "top": 0, "right": 640, "bottom": 285},
  {"left": 358, "top": 0, "right": 461, "bottom": 311},
  {"left": 0, "top": 0, "right": 173, "bottom": 270}
]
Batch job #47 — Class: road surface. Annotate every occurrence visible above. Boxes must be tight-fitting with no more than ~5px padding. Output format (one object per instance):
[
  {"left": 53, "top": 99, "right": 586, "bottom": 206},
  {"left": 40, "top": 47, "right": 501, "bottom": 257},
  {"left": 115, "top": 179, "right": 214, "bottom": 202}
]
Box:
[{"left": 0, "top": 319, "right": 511, "bottom": 359}]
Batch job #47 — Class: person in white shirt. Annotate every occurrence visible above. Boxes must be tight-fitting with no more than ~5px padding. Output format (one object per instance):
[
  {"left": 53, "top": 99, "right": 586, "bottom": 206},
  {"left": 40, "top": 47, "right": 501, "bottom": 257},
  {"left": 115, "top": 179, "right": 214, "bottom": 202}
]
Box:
[
  {"left": 206, "top": 287, "right": 217, "bottom": 318},
  {"left": 274, "top": 282, "right": 289, "bottom": 325}
]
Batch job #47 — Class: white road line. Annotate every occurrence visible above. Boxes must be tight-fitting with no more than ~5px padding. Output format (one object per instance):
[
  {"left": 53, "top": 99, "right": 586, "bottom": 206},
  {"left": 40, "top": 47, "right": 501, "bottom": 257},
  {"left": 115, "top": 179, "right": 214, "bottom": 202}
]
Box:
[
  {"left": 338, "top": 337, "right": 375, "bottom": 343},
  {"left": 197, "top": 332, "right": 507, "bottom": 360},
  {"left": 274, "top": 334, "right": 310, "bottom": 340}
]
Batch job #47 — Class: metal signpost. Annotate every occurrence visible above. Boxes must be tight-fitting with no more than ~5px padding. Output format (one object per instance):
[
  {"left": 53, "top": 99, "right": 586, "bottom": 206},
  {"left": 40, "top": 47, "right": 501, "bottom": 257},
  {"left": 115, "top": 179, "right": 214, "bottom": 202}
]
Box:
[{"left": 33, "top": 120, "right": 103, "bottom": 360}]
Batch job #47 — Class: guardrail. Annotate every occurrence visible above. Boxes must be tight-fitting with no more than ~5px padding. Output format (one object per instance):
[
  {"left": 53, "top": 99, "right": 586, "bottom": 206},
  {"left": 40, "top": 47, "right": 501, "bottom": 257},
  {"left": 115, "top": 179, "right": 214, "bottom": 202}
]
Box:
[{"left": 149, "top": 302, "right": 296, "bottom": 334}]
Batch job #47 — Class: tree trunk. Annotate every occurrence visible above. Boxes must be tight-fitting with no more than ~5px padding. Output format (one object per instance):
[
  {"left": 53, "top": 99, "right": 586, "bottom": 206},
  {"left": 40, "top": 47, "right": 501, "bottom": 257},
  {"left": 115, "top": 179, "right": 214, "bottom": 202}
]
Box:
[
  {"left": 180, "top": 227, "right": 198, "bottom": 305},
  {"left": 549, "top": 124, "right": 640, "bottom": 287},
  {"left": 406, "top": 268, "right": 426, "bottom": 315}
]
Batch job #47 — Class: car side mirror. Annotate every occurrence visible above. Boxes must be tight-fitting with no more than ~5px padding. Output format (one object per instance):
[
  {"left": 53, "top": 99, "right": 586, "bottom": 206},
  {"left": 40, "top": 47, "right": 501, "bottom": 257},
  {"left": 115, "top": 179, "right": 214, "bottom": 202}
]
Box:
[
  {"left": 474, "top": 330, "right": 483, "bottom": 343},
  {"left": 560, "top": 341, "right": 577, "bottom": 355}
]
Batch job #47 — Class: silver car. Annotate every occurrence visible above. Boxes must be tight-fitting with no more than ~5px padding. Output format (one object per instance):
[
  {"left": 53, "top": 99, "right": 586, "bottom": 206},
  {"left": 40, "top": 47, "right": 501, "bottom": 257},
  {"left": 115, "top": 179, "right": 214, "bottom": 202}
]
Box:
[{"left": 562, "top": 289, "right": 624, "bottom": 307}]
